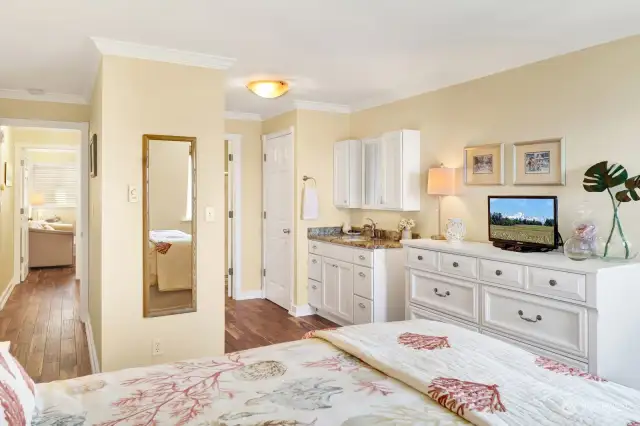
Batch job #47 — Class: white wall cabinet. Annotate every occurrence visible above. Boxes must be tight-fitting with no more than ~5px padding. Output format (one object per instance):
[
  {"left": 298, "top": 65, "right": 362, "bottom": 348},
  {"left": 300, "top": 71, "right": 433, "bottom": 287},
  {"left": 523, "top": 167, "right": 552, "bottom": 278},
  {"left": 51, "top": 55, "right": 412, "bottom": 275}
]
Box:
[{"left": 333, "top": 139, "right": 362, "bottom": 208}]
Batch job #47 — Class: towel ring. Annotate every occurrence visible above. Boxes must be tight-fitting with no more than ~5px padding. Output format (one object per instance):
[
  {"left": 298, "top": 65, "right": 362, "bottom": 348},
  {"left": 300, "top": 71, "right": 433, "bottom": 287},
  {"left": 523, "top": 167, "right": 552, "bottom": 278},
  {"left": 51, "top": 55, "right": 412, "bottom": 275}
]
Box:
[{"left": 302, "top": 175, "right": 317, "bottom": 185}]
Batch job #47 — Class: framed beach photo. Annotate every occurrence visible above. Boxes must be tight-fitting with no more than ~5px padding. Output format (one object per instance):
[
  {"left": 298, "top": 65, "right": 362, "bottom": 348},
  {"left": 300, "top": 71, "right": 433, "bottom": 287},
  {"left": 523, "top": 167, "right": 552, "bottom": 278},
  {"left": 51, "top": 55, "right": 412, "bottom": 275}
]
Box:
[
  {"left": 513, "top": 138, "right": 565, "bottom": 185},
  {"left": 90, "top": 134, "right": 98, "bottom": 178},
  {"left": 464, "top": 143, "right": 504, "bottom": 185}
]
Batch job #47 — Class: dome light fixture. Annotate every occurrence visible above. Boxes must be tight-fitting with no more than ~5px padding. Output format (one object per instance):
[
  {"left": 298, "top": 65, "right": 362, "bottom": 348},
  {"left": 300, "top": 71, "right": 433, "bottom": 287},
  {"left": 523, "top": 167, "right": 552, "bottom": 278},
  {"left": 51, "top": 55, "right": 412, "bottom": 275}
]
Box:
[{"left": 246, "top": 80, "right": 289, "bottom": 99}]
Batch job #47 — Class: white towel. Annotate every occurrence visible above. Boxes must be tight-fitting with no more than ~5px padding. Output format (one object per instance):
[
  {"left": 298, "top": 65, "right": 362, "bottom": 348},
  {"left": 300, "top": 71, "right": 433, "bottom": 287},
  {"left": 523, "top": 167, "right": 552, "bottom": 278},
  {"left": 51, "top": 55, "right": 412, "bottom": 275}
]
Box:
[{"left": 301, "top": 185, "right": 319, "bottom": 220}]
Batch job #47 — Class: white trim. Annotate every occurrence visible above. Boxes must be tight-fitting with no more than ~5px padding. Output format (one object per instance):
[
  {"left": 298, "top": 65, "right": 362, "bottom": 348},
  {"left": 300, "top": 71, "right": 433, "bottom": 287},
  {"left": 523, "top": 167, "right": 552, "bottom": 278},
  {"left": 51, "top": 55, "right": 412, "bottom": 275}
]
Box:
[
  {"left": 92, "top": 37, "right": 236, "bottom": 70},
  {"left": 84, "top": 319, "right": 101, "bottom": 374},
  {"left": 225, "top": 111, "right": 262, "bottom": 122},
  {"left": 225, "top": 133, "right": 243, "bottom": 300},
  {"left": 235, "top": 290, "right": 264, "bottom": 301},
  {"left": 0, "top": 88, "right": 87, "bottom": 105},
  {"left": 0, "top": 281, "right": 17, "bottom": 312},
  {"left": 294, "top": 100, "right": 351, "bottom": 114},
  {"left": 288, "top": 303, "right": 315, "bottom": 317}
]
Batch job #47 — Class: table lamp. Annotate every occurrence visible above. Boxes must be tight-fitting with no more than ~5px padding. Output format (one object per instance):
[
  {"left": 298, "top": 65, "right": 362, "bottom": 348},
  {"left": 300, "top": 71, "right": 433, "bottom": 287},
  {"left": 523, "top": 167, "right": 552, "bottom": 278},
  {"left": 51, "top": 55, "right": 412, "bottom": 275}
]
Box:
[
  {"left": 427, "top": 164, "right": 455, "bottom": 240},
  {"left": 29, "top": 192, "right": 45, "bottom": 220}
]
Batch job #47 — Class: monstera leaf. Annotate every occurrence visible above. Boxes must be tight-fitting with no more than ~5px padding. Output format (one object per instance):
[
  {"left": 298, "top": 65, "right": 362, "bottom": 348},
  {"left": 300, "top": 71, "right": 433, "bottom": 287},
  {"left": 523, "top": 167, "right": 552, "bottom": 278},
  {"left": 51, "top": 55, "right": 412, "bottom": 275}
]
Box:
[
  {"left": 616, "top": 175, "right": 640, "bottom": 202},
  {"left": 583, "top": 161, "right": 628, "bottom": 192}
]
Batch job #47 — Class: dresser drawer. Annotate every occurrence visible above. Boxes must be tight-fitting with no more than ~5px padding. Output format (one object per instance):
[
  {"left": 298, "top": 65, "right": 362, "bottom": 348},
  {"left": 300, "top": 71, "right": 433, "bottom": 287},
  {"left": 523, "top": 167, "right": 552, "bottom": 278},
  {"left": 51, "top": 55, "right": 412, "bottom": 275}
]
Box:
[
  {"left": 408, "top": 304, "right": 479, "bottom": 332},
  {"left": 322, "top": 243, "right": 354, "bottom": 263},
  {"left": 308, "top": 254, "right": 322, "bottom": 282},
  {"left": 479, "top": 258, "right": 525, "bottom": 289},
  {"left": 308, "top": 279, "right": 322, "bottom": 309},
  {"left": 354, "top": 295, "right": 373, "bottom": 325},
  {"left": 354, "top": 265, "right": 373, "bottom": 300},
  {"left": 406, "top": 248, "right": 438, "bottom": 271},
  {"left": 527, "top": 267, "right": 586, "bottom": 301},
  {"left": 482, "top": 287, "right": 588, "bottom": 358},
  {"left": 440, "top": 253, "right": 477, "bottom": 279},
  {"left": 308, "top": 241, "right": 323, "bottom": 255},
  {"left": 407, "top": 269, "right": 478, "bottom": 322},
  {"left": 352, "top": 249, "right": 373, "bottom": 268}
]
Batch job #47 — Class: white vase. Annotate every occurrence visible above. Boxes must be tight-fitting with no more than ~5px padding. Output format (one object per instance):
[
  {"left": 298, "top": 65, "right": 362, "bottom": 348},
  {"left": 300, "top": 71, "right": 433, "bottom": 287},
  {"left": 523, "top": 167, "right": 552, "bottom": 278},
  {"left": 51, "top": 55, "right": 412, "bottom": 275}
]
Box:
[
  {"left": 401, "top": 229, "right": 412, "bottom": 240},
  {"left": 445, "top": 218, "right": 466, "bottom": 243}
]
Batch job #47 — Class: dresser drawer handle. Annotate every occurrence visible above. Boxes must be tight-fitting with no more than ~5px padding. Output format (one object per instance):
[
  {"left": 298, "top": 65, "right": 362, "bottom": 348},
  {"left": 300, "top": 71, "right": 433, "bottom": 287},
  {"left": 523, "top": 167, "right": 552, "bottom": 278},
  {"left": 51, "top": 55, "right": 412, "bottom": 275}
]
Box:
[
  {"left": 358, "top": 255, "right": 366, "bottom": 260},
  {"left": 518, "top": 310, "right": 542, "bottom": 323},
  {"left": 495, "top": 270, "right": 502, "bottom": 276},
  {"left": 312, "top": 245, "right": 318, "bottom": 249},
  {"left": 311, "top": 259, "right": 317, "bottom": 264},
  {"left": 417, "top": 255, "right": 424, "bottom": 261},
  {"left": 311, "top": 284, "right": 317, "bottom": 290},
  {"left": 358, "top": 272, "right": 366, "bottom": 278},
  {"left": 433, "top": 288, "right": 451, "bottom": 298},
  {"left": 452, "top": 262, "right": 459, "bottom": 268},
  {"left": 358, "top": 303, "right": 366, "bottom": 309},
  {"left": 549, "top": 279, "right": 557, "bottom": 287}
]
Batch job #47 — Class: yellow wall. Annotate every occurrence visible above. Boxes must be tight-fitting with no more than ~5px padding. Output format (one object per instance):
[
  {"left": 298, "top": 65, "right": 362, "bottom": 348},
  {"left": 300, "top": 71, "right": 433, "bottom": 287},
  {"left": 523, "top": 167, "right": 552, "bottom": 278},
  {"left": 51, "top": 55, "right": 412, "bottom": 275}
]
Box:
[
  {"left": 98, "top": 55, "right": 225, "bottom": 372},
  {"left": 350, "top": 35, "right": 640, "bottom": 246},
  {"left": 0, "top": 127, "right": 15, "bottom": 296},
  {"left": 10, "top": 128, "right": 81, "bottom": 146},
  {"left": 0, "top": 98, "right": 89, "bottom": 122}
]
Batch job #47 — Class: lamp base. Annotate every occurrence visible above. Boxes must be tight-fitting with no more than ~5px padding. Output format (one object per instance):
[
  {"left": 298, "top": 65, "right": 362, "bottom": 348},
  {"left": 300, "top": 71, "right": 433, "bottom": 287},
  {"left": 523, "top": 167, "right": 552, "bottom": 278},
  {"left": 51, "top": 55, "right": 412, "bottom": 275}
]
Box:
[{"left": 430, "top": 234, "right": 446, "bottom": 241}]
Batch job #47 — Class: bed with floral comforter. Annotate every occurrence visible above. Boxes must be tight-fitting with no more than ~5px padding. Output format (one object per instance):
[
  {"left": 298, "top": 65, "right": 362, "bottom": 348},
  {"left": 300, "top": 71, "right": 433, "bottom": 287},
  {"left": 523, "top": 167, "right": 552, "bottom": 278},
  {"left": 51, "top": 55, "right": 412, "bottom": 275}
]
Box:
[{"left": 33, "top": 320, "right": 640, "bottom": 425}]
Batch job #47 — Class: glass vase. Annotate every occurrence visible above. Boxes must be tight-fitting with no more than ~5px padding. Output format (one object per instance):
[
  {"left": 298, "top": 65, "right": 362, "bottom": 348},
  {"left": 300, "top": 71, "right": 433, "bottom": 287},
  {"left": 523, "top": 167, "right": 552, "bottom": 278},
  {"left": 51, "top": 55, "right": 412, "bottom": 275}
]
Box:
[{"left": 597, "top": 207, "right": 637, "bottom": 261}]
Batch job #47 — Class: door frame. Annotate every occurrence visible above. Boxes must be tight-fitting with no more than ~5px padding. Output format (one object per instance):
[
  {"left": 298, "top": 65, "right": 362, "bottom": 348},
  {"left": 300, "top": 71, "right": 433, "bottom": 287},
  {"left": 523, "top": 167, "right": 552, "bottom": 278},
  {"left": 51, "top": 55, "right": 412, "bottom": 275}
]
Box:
[
  {"left": 1, "top": 118, "right": 89, "bottom": 322},
  {"left": 225, "top": 133, "right": 242, "bottom": 300},
  {"left": 261, "top": 127, "right": 295, "bottom": 310}
]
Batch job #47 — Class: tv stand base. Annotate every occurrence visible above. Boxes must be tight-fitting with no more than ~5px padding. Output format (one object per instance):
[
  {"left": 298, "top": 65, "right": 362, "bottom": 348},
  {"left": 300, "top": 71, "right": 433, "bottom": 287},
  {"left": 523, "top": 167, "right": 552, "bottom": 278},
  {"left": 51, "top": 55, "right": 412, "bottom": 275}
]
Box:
[{"left": 492, "top": 241, "right": 554, "bottom": 253}]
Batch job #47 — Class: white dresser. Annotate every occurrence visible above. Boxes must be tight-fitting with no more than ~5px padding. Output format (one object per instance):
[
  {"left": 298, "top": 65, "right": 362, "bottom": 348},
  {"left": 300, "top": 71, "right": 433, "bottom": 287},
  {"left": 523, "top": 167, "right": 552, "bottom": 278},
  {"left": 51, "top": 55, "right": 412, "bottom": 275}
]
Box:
[
  {"left": 308, "top": 240, "right": 405, "bottom": 326},
  {"left": 402, "top": 239, "right": 640, "bottom": 389}
]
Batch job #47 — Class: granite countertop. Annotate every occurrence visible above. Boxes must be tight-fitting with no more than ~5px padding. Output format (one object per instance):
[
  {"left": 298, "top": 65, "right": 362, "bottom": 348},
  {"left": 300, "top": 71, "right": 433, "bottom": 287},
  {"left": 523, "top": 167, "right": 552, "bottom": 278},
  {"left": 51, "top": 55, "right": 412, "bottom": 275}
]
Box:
[{"left": 307, "top": 226, "right": 407, "bottom": 249}]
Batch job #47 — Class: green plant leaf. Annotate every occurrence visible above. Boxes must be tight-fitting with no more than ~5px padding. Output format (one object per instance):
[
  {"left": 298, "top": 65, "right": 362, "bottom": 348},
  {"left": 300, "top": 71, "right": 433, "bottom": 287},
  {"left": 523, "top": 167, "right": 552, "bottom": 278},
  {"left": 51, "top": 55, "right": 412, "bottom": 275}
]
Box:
[
  {"left": 583, "top": 161, "right": 628, "bottom": 192},
  {"left": 615, "top": 175, "right": 640, "bottom": 202}
]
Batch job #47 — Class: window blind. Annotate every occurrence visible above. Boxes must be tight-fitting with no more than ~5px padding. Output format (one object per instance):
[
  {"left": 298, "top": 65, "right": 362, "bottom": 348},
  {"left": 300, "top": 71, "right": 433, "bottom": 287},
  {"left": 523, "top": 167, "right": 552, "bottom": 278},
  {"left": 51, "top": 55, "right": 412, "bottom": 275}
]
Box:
[{"left": 31, "top": 162, "right": 78, "bottom": 208}]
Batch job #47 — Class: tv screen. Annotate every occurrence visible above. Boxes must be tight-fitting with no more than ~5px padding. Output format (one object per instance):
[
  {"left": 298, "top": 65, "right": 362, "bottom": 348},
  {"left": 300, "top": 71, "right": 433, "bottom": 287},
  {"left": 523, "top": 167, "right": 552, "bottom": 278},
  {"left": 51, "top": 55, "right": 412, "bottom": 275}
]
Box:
[{"left": 489, "top": 196, "right": 558, "bottom": 248}]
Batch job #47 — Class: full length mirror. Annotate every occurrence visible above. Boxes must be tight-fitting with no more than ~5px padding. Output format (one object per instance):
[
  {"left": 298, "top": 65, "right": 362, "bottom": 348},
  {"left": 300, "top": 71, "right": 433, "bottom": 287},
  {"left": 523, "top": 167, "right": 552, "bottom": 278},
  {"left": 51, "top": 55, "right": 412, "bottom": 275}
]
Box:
[{"left": 143, "top": 134, "right": 196, "bottom": 317}]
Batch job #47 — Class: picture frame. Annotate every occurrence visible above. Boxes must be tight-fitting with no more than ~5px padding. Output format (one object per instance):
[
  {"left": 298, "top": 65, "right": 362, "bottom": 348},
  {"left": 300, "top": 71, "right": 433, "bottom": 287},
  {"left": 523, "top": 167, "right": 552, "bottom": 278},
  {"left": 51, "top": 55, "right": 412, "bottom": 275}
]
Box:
[
  {"left": 90, "top": 134, "right": 98, "bottom": 178},
  {"left": 464, "top": 143, "right": 505, "bottom": 185},
  {"left": 4, "top": 162, "right": 13, "bottom": 187},
  {"left": 513, "top": 137, "right": 565, "bottom": 186}
]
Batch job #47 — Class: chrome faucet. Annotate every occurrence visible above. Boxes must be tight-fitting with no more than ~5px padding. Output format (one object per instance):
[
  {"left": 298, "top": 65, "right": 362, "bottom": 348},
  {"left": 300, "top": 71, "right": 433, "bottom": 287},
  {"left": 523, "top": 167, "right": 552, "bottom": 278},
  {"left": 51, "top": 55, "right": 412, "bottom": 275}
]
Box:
[{"left": 364, "top": 217, "right": 377, "bottom": 238}]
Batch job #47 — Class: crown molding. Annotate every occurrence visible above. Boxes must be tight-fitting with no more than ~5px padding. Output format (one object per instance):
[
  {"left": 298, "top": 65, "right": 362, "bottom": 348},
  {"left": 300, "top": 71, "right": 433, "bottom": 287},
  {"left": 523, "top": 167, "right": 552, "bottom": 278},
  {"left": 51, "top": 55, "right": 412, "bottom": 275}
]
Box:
[
  {"left": 92, "top": 37, "right": 236, "bottom": 70},
  {"left": 294, "top": 100, "right": 351, "bottom": 114},
  {"left": 224, "top": 111, "right": 262, "bottom": 121},
  {"left": 0, "top": 88, "right": 87, "bottom": 105}
]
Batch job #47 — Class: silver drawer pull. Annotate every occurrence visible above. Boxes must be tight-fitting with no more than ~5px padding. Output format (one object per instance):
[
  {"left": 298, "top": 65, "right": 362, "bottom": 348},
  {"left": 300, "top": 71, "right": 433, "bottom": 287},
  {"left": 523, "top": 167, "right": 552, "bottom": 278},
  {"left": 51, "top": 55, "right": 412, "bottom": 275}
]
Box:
[
  {"left": 311, "top": 285, "right": 317, "bottom": 290},
  {"left": 452, "top": 262, "right": 459, "bottom": 268},
  {"left": 312, "top": 245, "right": 317, "bottom": 249},
  {"left": 312, "top": 259, "right": 317, "bottom": 264},
  {"left": 358, "top": 303, "right": 366, "bottom": 309},
  {"left": 495, "top": 270, "right": 502, "bottom": 276},
  {"left": 358, "top": 272, "right": 366, "bottom": 278},
  {"left": 417, "top": 255, "right": 424, "bottom": 261},
  {"left": 549, "top": 279, "right": 557, "bottom": 287},
  {"left": 359, "top": 255, "right": 366, "bottom": 260},
  {"left": 433, "top": 288, "right": 451, "bottom": 298},
  {"left": 518, "top": 310, "right": 542, "bottom": 323}
]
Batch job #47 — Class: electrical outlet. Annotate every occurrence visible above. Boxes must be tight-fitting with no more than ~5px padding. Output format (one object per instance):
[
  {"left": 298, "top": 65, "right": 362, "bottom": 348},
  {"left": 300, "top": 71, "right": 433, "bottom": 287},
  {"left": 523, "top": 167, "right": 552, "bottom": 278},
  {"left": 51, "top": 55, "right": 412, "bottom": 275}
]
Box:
[{"left": 152, "top": 338, "right": 163, "bottom": 356}]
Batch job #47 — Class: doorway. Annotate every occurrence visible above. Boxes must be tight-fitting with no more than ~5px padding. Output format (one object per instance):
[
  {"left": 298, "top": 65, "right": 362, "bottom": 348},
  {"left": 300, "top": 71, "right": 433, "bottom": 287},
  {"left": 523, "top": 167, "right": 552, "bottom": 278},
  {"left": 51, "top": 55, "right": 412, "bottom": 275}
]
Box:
[
  {"left": 225, "top": 134, "right": 242, "bottom": 299},
  {"left": 262, "top": 128, "right": 294, "bottom": 310}
]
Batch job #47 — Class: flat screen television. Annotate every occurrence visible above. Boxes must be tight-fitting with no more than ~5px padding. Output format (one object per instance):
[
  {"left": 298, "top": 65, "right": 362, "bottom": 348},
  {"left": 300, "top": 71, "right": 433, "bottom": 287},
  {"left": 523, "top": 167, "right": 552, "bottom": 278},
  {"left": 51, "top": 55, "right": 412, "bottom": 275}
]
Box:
[{"left": 488, "top": 196, "right": 558, "bottom": 250}]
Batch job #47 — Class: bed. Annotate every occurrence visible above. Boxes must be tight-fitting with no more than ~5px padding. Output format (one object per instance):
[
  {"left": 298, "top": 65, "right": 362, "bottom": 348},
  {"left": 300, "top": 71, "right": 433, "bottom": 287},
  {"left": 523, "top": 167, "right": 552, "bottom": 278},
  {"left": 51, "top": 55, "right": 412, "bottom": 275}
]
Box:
[
  {"left": 148, "top": 230, "right": 193, "bottom": 292},
  {"left": 31, "top": 320, "right": 640, "bottom": 425}
]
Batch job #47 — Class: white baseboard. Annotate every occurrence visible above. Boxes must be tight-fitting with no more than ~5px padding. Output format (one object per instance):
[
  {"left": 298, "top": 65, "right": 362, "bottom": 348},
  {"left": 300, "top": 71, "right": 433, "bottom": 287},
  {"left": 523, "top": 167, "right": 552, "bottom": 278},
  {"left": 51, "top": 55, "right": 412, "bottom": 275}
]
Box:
[
  {"left": 84, "top": 319, "right": 101, "bottom": 374},
  {"left": 0, "top": 281, "right": 18, "bottom": 312},
  {"left": 288, "top": 303, "right": 316, "bottom": 317},
  {"left": 315, "top": 309, "right": 351, "bottom": 327},
  {"left": 234, "top": 290, "right": 264, "bottom": 301}
]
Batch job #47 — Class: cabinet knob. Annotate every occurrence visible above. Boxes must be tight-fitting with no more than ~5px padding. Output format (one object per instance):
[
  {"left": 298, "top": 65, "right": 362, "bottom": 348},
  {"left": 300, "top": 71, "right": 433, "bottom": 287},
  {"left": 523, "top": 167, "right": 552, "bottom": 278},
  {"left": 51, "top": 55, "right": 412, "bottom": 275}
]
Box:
[
  {"left": 312, "top": 245, "right": 317, "bottom": 249},
  {"left": 549, "top": 279, "right": 557, "bottom": 287},
  {"left": 358, "top": 272, "right": 366, "bottom": 278},
  {"left": 495, "top": 270, "right": 502, "bottom": 276},
  {"left": 358, "top": 303, "right": 366, "bottom": 309},
  {"left": 311, "top": 285, "right": 317, "bottom": 290},
  {"left": 417, "top": 255, "right": 424, "bottom": 261},
  {"left": 344, "top": 200, "right": 347, "bottom": 203},
  {"left": 359, "top": 255, "right": 366, "bottom": 260},
  {"left": 312, "top": 259, "right": 317, "bottom": 264},
  {"left": 452, "top": 262, "right": 459, "bottom": 268}
]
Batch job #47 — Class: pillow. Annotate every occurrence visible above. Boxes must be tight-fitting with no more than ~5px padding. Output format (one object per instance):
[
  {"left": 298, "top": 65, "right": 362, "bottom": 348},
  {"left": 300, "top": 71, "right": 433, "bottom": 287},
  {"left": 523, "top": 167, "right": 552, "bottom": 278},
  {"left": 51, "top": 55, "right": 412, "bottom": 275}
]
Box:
[
  {"left": 44, "top": 216, "right": 61, "bottom": 223},
  {"left": 0, "top": 342, "right": 36, "bottom": 425},
  {"left": 28, "top": 222, "right": 44, "bottom": 230},
  {"left": 42, "top": 224, "right": 55, "bottom": 231}
]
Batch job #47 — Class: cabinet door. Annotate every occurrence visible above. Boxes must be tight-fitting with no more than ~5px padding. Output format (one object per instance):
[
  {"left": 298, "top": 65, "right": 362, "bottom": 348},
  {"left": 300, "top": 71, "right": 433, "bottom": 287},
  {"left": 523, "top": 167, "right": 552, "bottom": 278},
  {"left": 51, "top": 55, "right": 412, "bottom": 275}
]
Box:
[
  {"left": 336, "top": 261, "right": 354, "bottom": 323},
  {"left": 322, "top": 259, "right": 339, "bottom": 314},
  {"left": 380, "top": 131, "right": 403, "bottom": 209},
  {"left": 362, "top": 138, "right": 381, "bottom": 209},
  {"left": 333, "top": 141, "right": 349, "bottom": 207}
]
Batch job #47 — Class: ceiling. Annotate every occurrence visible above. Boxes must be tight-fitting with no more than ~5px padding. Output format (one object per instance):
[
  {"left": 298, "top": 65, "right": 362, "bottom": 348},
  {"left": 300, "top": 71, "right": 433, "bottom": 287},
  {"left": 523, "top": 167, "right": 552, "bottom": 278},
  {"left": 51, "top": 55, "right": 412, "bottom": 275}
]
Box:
[{"left": 1, "top": 0, "right": 639, "bottom": 118}]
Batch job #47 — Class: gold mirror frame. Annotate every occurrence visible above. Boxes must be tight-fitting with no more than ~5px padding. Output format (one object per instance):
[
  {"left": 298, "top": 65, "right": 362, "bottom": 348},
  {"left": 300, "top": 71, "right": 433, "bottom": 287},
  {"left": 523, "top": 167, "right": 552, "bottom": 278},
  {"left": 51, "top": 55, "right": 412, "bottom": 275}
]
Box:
[{"left": 142, "top": 134, "right": 197, "bottom": 317}]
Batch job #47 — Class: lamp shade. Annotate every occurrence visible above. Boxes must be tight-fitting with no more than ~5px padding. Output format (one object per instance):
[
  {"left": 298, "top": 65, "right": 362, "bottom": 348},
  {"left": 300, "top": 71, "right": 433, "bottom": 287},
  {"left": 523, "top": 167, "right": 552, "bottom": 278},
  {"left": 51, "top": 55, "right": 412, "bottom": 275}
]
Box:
[
  {"left": 29, "top": 193, "right": 45, "bottom": 206},
  {"left": 427, "top": 167, "right": 455, "bottom": 196}
]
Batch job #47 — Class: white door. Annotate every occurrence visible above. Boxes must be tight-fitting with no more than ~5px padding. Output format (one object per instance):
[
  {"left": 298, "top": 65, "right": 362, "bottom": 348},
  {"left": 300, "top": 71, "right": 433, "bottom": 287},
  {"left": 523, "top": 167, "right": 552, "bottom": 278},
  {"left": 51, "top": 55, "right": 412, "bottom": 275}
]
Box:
[
  {"left": 380, "top": 131, "right": 403, "bottom": 210},
  {"left": 336, "top": 260, "right": 354, "bottom": 322},
  {"left": 322, "top": 259, "right": 339, "bottom": 314},
  {"left": 263, "top": 130, "right": 294, "bottom": 310},
  {"left": 227, "top": 141, "right": 234, "bottom": 298},
  {"left": 333, "top": 141, "right": 349, "bottom": 207},
  {"left": 19, "top": 158, "right": 29, "bottom": 281}
]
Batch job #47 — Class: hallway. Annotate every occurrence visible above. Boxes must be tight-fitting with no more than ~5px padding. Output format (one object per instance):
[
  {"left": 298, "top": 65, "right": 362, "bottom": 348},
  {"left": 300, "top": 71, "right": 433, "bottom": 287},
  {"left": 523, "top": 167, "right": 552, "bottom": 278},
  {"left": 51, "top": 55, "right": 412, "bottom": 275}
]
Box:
[{"left": 1, "top": 267, "right": 92, "bottom": 382}]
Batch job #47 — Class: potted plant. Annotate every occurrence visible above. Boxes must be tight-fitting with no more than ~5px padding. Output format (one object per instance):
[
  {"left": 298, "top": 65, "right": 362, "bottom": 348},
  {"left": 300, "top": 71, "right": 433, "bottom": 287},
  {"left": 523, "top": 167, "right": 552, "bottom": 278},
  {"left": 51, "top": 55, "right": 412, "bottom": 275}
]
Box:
[
  {"left": 583, "top": 161, "right": 640, "bottom": 260},
  {"left": 398, "top": 218, "right": 416, "bottom": 240}
]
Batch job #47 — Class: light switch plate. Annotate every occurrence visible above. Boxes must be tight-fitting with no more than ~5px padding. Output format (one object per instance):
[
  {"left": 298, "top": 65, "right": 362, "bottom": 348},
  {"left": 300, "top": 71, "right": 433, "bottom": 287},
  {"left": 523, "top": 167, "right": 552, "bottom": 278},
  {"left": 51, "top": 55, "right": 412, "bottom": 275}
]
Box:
[
  {"left": 128, "top": 185, "right": 139, "bottom": 203},
  {"left": 205, "top": 207, "right": 215, "bottom": 222}
]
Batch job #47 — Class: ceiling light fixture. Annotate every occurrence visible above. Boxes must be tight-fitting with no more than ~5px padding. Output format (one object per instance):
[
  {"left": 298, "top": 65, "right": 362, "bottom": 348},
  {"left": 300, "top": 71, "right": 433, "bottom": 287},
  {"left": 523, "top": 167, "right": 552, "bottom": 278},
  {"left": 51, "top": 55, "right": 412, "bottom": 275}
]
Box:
[{"left": 246, "top": 80, "right": 289, "bottom": 99}]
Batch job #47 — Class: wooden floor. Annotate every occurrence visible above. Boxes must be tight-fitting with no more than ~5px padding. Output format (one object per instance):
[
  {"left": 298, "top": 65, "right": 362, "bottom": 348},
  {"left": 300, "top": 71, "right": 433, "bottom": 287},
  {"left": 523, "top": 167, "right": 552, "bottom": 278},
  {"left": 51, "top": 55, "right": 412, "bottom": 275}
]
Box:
[{"left": 1, "top": 267, "right": 92, "bottom": 383}]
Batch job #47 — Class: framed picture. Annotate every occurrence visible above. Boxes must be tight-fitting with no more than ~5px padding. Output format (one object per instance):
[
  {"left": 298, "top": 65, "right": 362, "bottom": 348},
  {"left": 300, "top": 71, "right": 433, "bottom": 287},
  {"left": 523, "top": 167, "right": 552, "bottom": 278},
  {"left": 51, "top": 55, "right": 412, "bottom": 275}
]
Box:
[
  {"left": 3, "top": 162, "right": 13, "bottom": 187},
  {"left": 513, "top": 138, "right": 565, "bottom": 185},
  {"left": 464, "top": 143, "right": 505, "bottom": 185},
  {"left": 90, "top": 134, "right": 98, "bottom": 178}
]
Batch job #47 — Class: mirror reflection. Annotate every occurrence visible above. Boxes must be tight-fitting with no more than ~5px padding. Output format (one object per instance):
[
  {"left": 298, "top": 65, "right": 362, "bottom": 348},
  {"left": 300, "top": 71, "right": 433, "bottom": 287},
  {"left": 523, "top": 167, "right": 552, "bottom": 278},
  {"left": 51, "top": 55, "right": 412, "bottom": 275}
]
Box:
[{"left": 143, "top": 135, "right": 196, "bottom": 317}]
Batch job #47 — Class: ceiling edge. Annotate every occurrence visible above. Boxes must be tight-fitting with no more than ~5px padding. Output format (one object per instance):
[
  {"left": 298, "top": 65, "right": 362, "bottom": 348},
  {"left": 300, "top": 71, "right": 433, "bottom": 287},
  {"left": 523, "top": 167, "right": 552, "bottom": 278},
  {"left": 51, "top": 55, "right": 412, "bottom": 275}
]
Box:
[
  {"left": 0, "top": 89, "right": 87, "bottom": 105},
  {"left": 91, "top": 37, "right": 236, "bottom": 70},
  {"left": 294, "top": 100, "right": 351, "bottom": 114},
  {"left": 224, "top": 111, "right": 262, "bottom": 121}
]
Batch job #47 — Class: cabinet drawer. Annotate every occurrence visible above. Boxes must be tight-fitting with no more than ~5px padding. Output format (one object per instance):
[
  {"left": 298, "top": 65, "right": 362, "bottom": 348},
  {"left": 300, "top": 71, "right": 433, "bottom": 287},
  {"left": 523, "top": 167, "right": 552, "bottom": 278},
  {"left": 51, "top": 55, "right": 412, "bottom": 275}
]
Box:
[
  {"left": 440, "top": 253, "right": 477, "bottom": 279},
  {"left": 354, "top": 295, "right": 373, "bottom": 325},
  {"left": 479, "top": 258, "right": 525, "bottom": 289},
  {"left": 482, "top": 286, "right": 588, "bottom": 358},
  {"left": 406, "top": 247, "right": 438, "bottom": 271},
  {"left": 323, "top": 243, "right": 354, "bottom": 263},
  {"left": 408, "top": 304, "right": 479, "bottom": 332},
  {"left": 527, "top": 267, "right": 586, "bottom": 301},
  {"left": 352, "top": 249, "right": 373, "bottom": 268},
  {"left": 481, "top": 330, "right": 588, "bottom": 370},
  {"left": 308, "top": 279, "right": 322, "bottom": 309},
  {"left": 408, "top": 269, "right": 478, "bottom": 322},
  {"left": 308, "top": 254, "right": 322, "bottom": 282},
  {"left": 308, "top": 241, "right": 323, "bottom": 255},
  {"left": 354, "top": 265, "right": 373, "bottom": 300}
]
